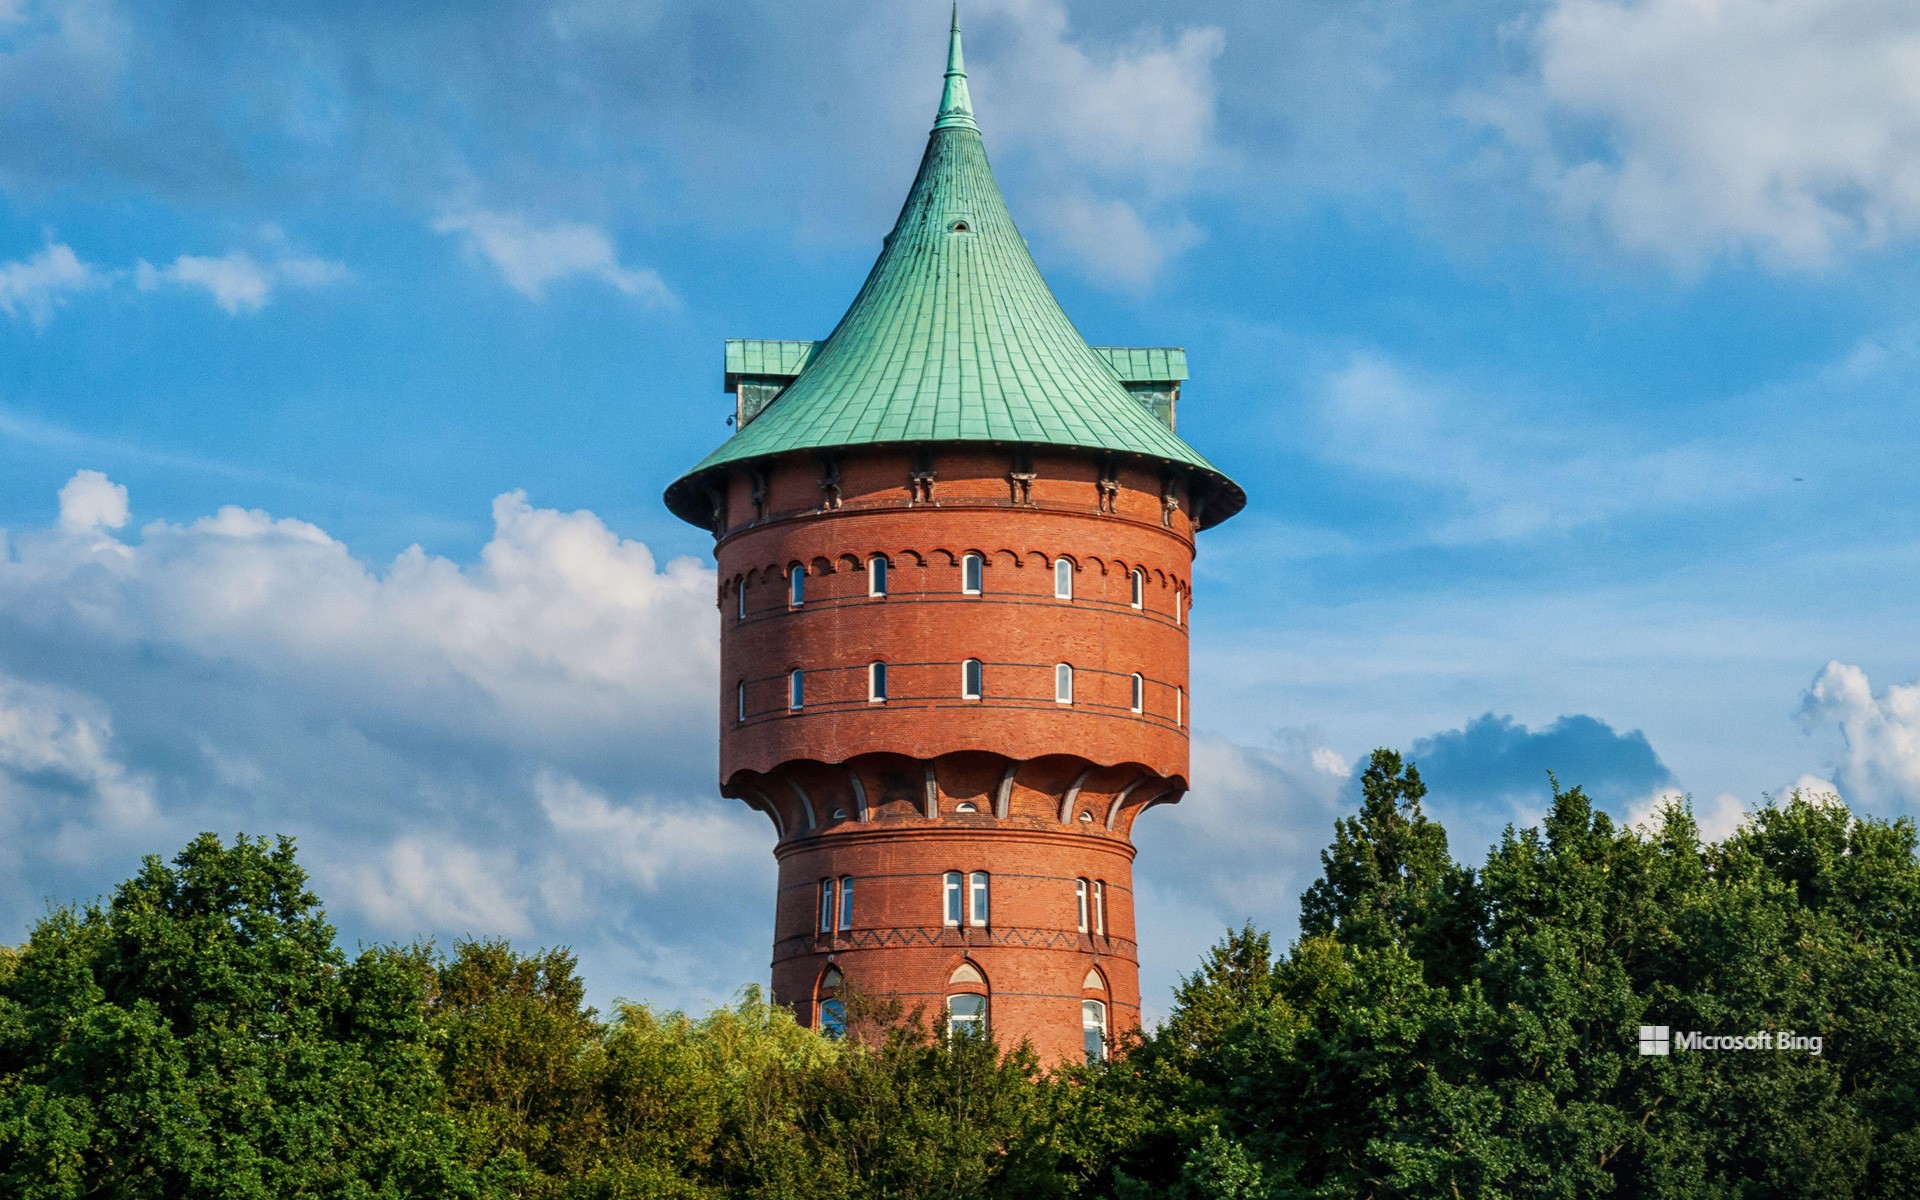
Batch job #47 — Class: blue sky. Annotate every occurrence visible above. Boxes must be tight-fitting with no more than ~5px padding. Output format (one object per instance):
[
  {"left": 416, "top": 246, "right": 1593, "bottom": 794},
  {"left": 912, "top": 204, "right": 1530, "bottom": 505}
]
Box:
[{"left": 4, "top": 0, "right": 1920, "bottom": 1018}]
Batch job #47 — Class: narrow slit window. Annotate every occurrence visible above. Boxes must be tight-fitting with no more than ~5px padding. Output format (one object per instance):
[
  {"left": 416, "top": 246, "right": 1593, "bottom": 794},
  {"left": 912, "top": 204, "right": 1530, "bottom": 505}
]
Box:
[
  {"left": 943, "top": 871, "right": 963, "bottom": 926},
  {"left": 1055, "top": 663, "right": 1074, "bottom": 704},
  {"left": 1076, "top": 879, "right": 1089, "bottom": 932},
  {"left": 737, "top": 582, "right": 747, "bottom": 619},
  {"left": 869, "top": 555, "right": 888, "bottom": 597},
  {"left": 817, "top": 878, "right": 835, "bottom": 934},
  {"left": 1177, "top": 686, "right": 1184, "bottom": 727},
  {"left": 736, "top": 681, "right": 747, "bottom": 723},
  {"left": 1131, "top": 568, "right": 1144, "bottom": 609},
  {"left": 869, "top": 661, "right": 888, "bottom": 702},
  {"left": 1130, "top": 673, "right": 1144, "bottom": 713},
  {"left": 969, "top": 871, "right": 990, "bottom": 926},
  {"left": 839, "top": 876, "right": 854, "bottom": 931},
  {"left": 962, "top": 553, "right": 983, "bottom": 594},
  {"left": 962, "top": 658, "right": 983, "bottom": 699},
  {"left": 1054, "top": 557, "right": 1073, "bottom": 599},
  {"left": 1176, "top": 588, "right": 1184, "bottom": 625},
  {"left": 1093, "top": 880, "right": 1106, "bottom": 935},
  {"left": 788, "top": 564, "right": 805, "bottom": 606},
  {"left": 789, "top": 669, "right": 804, "bottom": 710}
]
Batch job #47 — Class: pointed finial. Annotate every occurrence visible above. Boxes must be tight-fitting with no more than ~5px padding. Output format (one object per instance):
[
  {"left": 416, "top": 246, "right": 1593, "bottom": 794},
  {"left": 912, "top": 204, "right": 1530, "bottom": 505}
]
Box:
[{"left": 934, "top": 5, "right": 978, "bottom": 132}]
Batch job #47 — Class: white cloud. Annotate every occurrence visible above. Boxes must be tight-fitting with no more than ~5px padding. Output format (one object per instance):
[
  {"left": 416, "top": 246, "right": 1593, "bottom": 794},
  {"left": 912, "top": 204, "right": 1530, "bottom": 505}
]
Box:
[
  {"left": 537, "top": 772, "right": 760, "bottom": 892},
  {"left": 0, "top": 242, "right": 96, "bottom": 328},
  {"left": 1480, "top": 0, "right": 1920, "bottom": 268},
  {"left": 1627, "top": 787, "right": 1748, "bottom": 843},
  {"left": 0, "top": 674, "right": 157, "bottom": 868},
  {"left": 433, "top": 210, "right": 677, "bottom": 305},
  {"left": 56, "top": 468, "right": 129, "bottom": 532},
  {"left": 1035, "top": 188, "right": 1203, "bottom": 291},
  {"left": 134, "top": 250, "right": 351, "bottom": 315},
  {"left": 339, "top": 837, "right": 536, "bottom": 937},
  {"left": 1799, "top": 661, "right": 1920, "bottom": 808}
]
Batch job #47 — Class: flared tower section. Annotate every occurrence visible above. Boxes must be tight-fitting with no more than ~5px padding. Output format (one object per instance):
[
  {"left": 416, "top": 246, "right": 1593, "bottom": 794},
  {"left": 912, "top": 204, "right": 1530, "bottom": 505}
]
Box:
[{"left": 665, "top": 13, "right": 1244, "bottom": 1064}]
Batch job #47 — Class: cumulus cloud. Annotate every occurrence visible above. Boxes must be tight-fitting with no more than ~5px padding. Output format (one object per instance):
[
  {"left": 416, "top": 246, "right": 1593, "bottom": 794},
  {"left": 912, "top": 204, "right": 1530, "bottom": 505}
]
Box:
[
  {"left": 1479, "top": 0, "right": 1920, "bottom": 268},
  {"left": 0, "top": 241, "right": 96, "bottom": 328},
  {"left": 55, "top": 468, "right": 128, "bottom": 532},
  {"left": 134, "top": 250, "right": 351, "bottom": 314},
  {"left": 0, "top": 674, "right": 158, "bottom": 871},
  {"left": 1034, "top": 188, "right": 1204, "bottom": 291},
  {"left": 1799, "top": 661, "right": 1920, "bottom": 809},
  {"left": 433, "top": 210, "right": 677, "bottom": 305}
]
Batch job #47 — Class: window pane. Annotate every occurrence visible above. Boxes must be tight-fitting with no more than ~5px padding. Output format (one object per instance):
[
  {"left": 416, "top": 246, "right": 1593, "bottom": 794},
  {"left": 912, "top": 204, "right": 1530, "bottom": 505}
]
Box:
[
  {"left": 1056, "top": 663, "right": 1073, "bottom": 703},
  {"left": 1076, "top": 879, "right": 1088, "bottom": 932},
  {"left": 839, "top": 877, "right": 854, "bottom": 930},
  {"left": 736, "top": 682, "right": 746, "bottom": 722},
  {"left": 818, "top": 879, "right": 834, "bottom": 933},
  {"left": 789, "top": 565, "right": 804, "bottom": 605},
  {"left": 963, "top": 658, "right": 982, "bottom": 698},
  {"left": 970, "top": 871, "right": 989, "bottom": 925},
  {"left": 1054, "top": 558, "right": 1072, "bottom": 598},
  {"left": 963, "top": 554, "right": 982, "bottom": 593},
  {"left": 870, "top": 556, "right": 888, "bottom": 596},
  {"left": 870, "top": 662, "right": 887, "bottom": 701},
  {"left": 944, "top": 872, "right": 962, "bottom": 925},
  {"left": 737, "top": 584, "right": 747, "bottom": 619},
  {"left": 820, "top": 998, "right": 847, "bottom": 1039},
  {"left": 1131, "top": 673, "right": 1144, "bottom": 712},
  {"left": 1093, "top": 880, "right": 1105, "bottom": 935},
  {"left": 1131, "top": 570, "right": 1143, "bottom": 608},
  {"left": 790, "top": 670, "right": 804, "bottom": 709},
  {"left": 1083, "top": 1000, "right": 1107, "bottom": 1062},
  {"left": 947, "top": 993, "right": 986, "bottom": 1037}
]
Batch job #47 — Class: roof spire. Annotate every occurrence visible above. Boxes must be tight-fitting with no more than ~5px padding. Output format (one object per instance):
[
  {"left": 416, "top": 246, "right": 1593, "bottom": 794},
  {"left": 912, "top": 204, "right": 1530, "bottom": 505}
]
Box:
[{"left": 933, "top": 5, "right": 978, "bottom": 132}]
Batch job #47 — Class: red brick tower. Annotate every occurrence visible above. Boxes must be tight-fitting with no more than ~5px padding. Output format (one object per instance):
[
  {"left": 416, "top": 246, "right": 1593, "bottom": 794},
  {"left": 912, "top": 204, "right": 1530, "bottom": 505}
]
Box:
[{"left": 664, "top": 14, "right": 1244, "bottom": 1063}]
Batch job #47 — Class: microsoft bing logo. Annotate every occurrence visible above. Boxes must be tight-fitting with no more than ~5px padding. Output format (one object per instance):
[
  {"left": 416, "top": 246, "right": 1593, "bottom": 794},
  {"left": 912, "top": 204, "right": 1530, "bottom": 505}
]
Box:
[
  {"left": 1636, "top": 1024, "right": 1822, "bottom": 1056},
  {"left": 1639, "top": 1025, "right": 1671, "bottom": 1056}
]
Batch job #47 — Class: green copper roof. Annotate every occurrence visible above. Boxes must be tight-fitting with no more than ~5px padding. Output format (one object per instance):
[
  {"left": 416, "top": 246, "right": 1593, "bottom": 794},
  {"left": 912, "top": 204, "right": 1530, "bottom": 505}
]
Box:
[{"left": 666, "top": 15, "right": 1244, "bottom": 530}]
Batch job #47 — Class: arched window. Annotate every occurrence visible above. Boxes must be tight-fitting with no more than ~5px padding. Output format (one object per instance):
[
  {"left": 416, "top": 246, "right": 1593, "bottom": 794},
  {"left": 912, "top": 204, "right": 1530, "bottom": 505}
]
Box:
[
  {"left": 1076, "top": 878, "right": 1089, "bottom": 932},
  {"left": 838, "top": 876, "right": 854, "bottom": 930},
  {"left": 969, "top": 871, "right": 990, "bottom": 926},
  {"left": 1130, "top": 568, "right": 1145, "bottom": 609},
  {"left": 943, "top": 871, "right": 963, "bottom": 926},
  {"left": 817, "top": 878, "right": 835, "bottom": 934},
  {"left": 789, "top": 669, "right": 804, "bottom": 710},
  {"left": 869, "top": 555, "right": 889, "bottom": 597},
  {"left": 948, "top": 963, "right": 987, "bottom": 1038},
  {"left": 1082, "top": 999, "right": 1108, "bottom": 1062},
  {"left": 736, "top": 681, "right": 747, "bottom": 723},
  {"left": 1093, "top": 880, "right": 1106, "bottom": 936},
  {"left": 819, "top": 967, "right": 846, "bottom": 1040},
  {"left": 869, "top": 661, "right": 888, "bottom": 702},
  {"left": 962, "top": 552, "right": 983, "bottom": 594},
  {"left": 1130, "top": 673, "right": 1144, "bottom": 713},
  {"left": 1055, "top": 663, "right": 1074, "bottom": 704},
  {"left": 1175, "top": 587, "right": 1184, "bottom": 625},
  {"left": 788, "top": 564, "right": 805, "bottom": 606},
  {"left": 1054, "top": 557, "right": 1073, "bottom": 599},
  {"left": 962, "top": 658, "right": 983, "bottom": 699}
]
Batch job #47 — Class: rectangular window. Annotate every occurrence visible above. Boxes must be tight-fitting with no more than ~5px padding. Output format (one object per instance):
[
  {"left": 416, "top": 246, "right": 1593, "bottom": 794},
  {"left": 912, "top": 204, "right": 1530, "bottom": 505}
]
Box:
[
  {"left": 943, "top": 872, "right": 963, "bottom": 926},
  {"left": 1176, "top": 687, "right": 1184, "bottom": 727},
  {"left": 1083, "top": 1000, "right": 1108, "bottom": 1062},
  {"left": 962, "top": 554, "right": 983, "bottom": 594},
  {"left": 736, "top": 681, "right": 747, "bottom": 722},
  {"left": 869, "top": 556, "right": 888, "bottom": 597},
  {"left": 1076, "top": 879, "right": 1089, "bottom": 932},
  {"left": 1055, "top": 663, "right": 1073, "bottom": 704},
  {"left": 789, "top": 670, "right": 804, "bottom": 710},
  {"left": 969, "top": 871, "right": 989, "bottom": 926},
  {"left": 737, "top": 583, "right": 747, "bottom": 620},
  {"left": 1054, "top": 558, "right": 1073, "bottom": 599},
  {"left": 869, "top": 661, "right": 888, "bottom": 702},
  {"left": 788, "top": 565, "right": 805, "bottom": 606},
  {"left": 1131, "top": 569, "right": 1144, "bottom": 609},
  {"left": 1176, "top": 589, "right": 1183, "bottom": 625},
  {"left": 818, "top": 879, "right": 835, "bottom": 934},
  {"left": 962, "top": 658, "right": 983, "bottom": 699},
  {"left": 1093, "top": 880, "right": 1105, "bottom": 935},
  {"left": 1130, "top": 673, "right": 1144, "bottom": 713},
  {"left": 839, "top": 876, "right": 854, "bottom": 931}
]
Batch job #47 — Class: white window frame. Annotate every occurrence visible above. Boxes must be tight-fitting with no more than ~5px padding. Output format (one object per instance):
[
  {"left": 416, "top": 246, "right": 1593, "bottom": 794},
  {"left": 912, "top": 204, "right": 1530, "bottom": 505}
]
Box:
[
  {"left": 1054, "top": 557, "right": 1073, "bottom": 599},
  {"left": 838, "top": 876, "right": 854, "bottom": 931},
  {"left": 943, "top": 871, "right": 963, "bottom": 926},
  {"left": 962, "top": 553, "right": 983, "bottom": 595},
  {"left": 788, "top": 564, "right": 805, "bottom": 607},
  {"left": 868, "top": 555, "right": 888, "bottom": 597},
  {"left": 1130, "top": 673, "right": 1144, "bottom": 713},
  {"left": 1176, "top": 587, "right": 1183, "bottom": 625},
  {"left": 1093, "top": 880, "right": 1106, "bottom": 935},
  {"left": 1076, "top": 879, "right": 1089, "bottom": 933},
  {"left": 817, "top": 878, "right": 835, "bottom": 934},
  {"left": 947, "top": 993, "right": 987, "bottom": 1038},
  {"left": 789, "top": 669, "right": 804, "bottom": 710},
  {"left": 969, "top": 871, "right": 989, "bottom": 926},
  {"left": 1055, "top": 663, "right": 1073, "bottom": 704},
  {"left": 1177, "top": 686, "right": 1184, "bottom": 727},
  {"left": 1083, "top": 999, "right": 1108, "bottom": 1062},
  {"left": 962, "top": 658, "right": 983, "bottom": 699},
  {"left": 1130, "top": 568, "right": 1144, "bottom": 609},
  {"left": 869, "top": 661, "right": 888, "bottom": 703}
]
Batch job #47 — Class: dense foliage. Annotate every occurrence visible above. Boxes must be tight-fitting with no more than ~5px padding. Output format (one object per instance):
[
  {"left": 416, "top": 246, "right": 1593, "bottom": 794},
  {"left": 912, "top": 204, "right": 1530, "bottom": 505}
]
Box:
[{"left": 3, "top": 752, "right": 1918, "bottom": 1197}]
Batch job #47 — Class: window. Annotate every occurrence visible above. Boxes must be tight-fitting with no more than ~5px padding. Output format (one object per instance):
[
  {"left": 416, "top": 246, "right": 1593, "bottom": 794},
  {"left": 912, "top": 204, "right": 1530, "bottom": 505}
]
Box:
[
  {"left": 817, "top": 879, "right": 835, "bottom": 934},
  {"left": 1083, "top": 1000, "right": 1108, "bottom": 1062},
  {"left": 1093, "top": 880, "right": 1106, "bottom": 935},
  {"left": 1130, "top": 673, "right": 1144, "bottom": 713},
  {"left": 839, "top": 876, "right": 854, "bottom": 931},
  {"left": 943, "top": 872, "right": 963, "bottom": 926},
  {"left": 869, "top": 555, "right": 888, "bottom": 597},
  {"left": 869, "top": 661, "right": 888, "bottom": 702},
  {"left": 1130, "top": 568, "right": 1144, "bottom": 609},
  {"left": 969, "top": 871, "right": 990, "bottom": 926},
  {"left": 1177, "top": 687, "right": 1184, "bottom": 727},
  {"left": 1176, "top": 588, "right": 1184, "bottom": 625},
  {"left": 788, "top": 564, "right": 805, "bottom": 606},
  {"left": 737, "top": 583, "right": 747, "bottom": 619},
  {"left": 1076, "top": 879, "right": 1089, "bottom": 932},
  {"left": 1055, "top": 663, "right": 1074, "bottom": 704},
  {"left": 820, "top": 998, "right": 847, "bottom": 1039},
  {"left": 962, "top": 658, "right": 983, "bottom": 699},
  {"left": 736, "top": 681, "right": 747, "bottom": 723},
  {"left": 947, "top": 992, "right": 987, "bottom": 1038},
  {"left": 962, "top": 553, "right": 983, "bottom": 594},
  {"left": 789, "top": 669, "right": 804, "bottom": 710},
  {"left": 1054, "top": 557, "right": 1073, "bottom": 599}
]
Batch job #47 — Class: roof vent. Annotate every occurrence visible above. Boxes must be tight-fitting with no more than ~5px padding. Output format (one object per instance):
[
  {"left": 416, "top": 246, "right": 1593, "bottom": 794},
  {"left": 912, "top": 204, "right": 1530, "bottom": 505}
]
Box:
[{"left": 950, "top": 219, "right": 970, "bottom": 233}]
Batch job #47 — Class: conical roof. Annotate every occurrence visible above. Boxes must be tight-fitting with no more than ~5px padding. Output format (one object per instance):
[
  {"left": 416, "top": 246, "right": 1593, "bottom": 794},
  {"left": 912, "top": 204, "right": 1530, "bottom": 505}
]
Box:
[{"left": 665, "top": 14, "right": 1244, "bottom": 530}]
